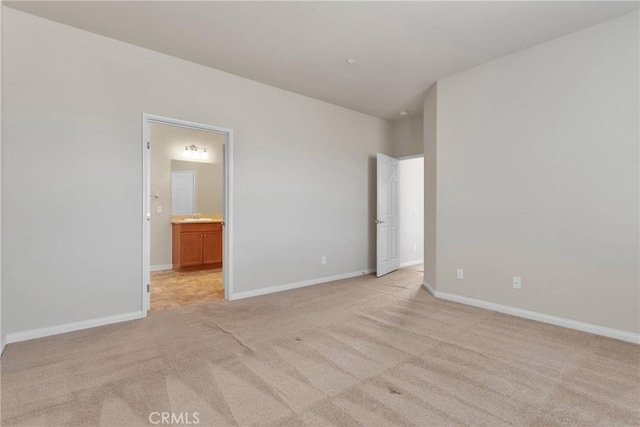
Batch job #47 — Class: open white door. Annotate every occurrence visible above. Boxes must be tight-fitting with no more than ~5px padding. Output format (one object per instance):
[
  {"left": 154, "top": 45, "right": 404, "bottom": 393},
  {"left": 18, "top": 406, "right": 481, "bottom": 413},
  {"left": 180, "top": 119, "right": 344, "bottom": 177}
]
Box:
[{"left": 376, "top": 153, "right": 400, "bottom": 277}]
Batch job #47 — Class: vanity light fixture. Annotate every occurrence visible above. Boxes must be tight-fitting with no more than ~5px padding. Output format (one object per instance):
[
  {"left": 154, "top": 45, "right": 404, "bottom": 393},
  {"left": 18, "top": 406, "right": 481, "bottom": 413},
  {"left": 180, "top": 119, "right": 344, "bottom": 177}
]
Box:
[{"left": 183, "top": 144, "right": 208, "bottom": 160}]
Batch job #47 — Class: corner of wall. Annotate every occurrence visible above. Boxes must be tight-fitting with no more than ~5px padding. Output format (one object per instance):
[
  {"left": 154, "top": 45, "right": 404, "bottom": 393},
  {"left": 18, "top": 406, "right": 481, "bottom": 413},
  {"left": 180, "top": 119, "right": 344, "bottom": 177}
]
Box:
[
  {"left": 0, "top": 3, "right": 5, "bottom": 357},
  {"left": 423, "top": 82, "right": 438, "bottom": 290},
  {"left": 391, "top": 114, "right": 424, "bottom": 158}
]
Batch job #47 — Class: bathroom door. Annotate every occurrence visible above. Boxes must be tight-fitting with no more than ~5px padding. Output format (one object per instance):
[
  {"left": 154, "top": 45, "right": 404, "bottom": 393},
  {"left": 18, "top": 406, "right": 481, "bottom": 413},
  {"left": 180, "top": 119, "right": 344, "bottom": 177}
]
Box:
[{"left": 171, "top": 171, "right": 195, "bottom": 215}]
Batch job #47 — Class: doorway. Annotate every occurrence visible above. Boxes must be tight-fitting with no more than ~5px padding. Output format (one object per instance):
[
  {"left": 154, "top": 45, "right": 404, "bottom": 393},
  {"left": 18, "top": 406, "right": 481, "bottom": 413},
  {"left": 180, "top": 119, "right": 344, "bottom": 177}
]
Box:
[
  {"left": 397, "top": 155, "right": 424, "bottom": 269},
  {"left": 142, "top": 114, "right": 234, "bottom": 315},
  {"left": 376, "top": 153, "right": 424, "bottom": 276}
]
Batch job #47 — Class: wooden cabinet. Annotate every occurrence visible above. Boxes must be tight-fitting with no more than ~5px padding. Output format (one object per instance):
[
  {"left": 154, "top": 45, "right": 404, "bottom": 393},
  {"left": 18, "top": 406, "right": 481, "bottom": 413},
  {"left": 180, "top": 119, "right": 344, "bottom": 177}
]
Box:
[
  {"left": 202, "top": 230, "right": 223, "bottom": 265},
  {"left": 172, "top": 222, "right": 223, "bottom": 270}
]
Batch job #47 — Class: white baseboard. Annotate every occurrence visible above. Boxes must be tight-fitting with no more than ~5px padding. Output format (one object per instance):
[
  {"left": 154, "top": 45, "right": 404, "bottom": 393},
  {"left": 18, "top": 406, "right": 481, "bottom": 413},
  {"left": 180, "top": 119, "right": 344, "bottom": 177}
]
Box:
[
  {"left": 422, "top": 280, "right": 436, "bottom": 296},
  {"left": 422, "top": 282, "right": 639, "bottom": 344},
  {"left": 400, "top": 260, "right": 423, "bottom": 268},
  {"left": 5, "top": 311, "right": 144, "bottom": 345},
  {"left": 230, "top": 269, "right": 376, "bottom": 301},
  {"left": 150, "top": 264, "right": 173, "bottom": 271}
]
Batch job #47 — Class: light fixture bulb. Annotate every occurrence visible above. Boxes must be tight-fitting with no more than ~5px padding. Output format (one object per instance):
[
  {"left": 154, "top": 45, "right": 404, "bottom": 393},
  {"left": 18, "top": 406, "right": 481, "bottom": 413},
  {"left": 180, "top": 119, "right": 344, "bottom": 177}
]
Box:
[
  {"left": 346, "top": 58, "right": 356, "bottom": 65},
  {"left": 183, "top": 146, "right": 190, "bottom": 158},
  {"left": 398, "top": 110, "right": 409, "bottom": 116},
  {"left": 202, "top": 149, "right": 208, "bottom": 160}
]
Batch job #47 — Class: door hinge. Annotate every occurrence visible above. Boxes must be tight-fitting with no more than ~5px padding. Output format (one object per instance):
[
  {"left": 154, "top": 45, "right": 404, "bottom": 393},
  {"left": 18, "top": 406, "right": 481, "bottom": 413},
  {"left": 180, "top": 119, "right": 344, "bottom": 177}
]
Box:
[
  {"left": 147, "top": 283, "right": 150, "bottom": 293},
  {"left": 147, "top": 141, "right": 150, "bottom": 149}
]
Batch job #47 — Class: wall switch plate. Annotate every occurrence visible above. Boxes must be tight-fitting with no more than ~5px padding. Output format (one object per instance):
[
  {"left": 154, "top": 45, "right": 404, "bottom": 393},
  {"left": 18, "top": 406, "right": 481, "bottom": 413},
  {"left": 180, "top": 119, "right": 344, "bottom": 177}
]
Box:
[
  {"left": 513, "top": 276, "right": 522, "bottom": 289},
  {"left": 321, "top": 256, "right": 327, "bottom": 265},
  {"left": 156, "top": 206, "right": 163, "bottom": 214},
  {"left": 457, "top": 268, "right": 464, "bottom": 279}
]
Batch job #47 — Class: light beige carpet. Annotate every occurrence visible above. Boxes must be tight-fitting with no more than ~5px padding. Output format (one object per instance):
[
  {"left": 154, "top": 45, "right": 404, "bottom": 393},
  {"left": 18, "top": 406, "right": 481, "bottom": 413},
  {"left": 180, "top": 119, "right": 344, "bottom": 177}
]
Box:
[{"left": 2, "top": 268, "right": 639, "bottom": 426}]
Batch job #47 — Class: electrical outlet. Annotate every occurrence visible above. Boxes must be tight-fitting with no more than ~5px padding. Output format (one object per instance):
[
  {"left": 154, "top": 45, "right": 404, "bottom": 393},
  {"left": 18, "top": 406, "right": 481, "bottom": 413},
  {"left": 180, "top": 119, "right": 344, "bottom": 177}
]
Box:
[
  {"left": 321, "top": 256, "right": 327, "bottom": 265},
  {"left": 156, "top": 206, "right": 163, "bottom": 214},
  {"left": 457, "top": 268, "right": 464, "bottom": 279},
  {"left": 513, "top": 276, "right": 522, "bottom": 289}
]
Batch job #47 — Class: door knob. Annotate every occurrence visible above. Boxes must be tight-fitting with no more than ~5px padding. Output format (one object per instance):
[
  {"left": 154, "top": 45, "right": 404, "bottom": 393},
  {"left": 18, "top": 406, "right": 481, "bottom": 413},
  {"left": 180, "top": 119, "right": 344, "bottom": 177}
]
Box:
[{"left": 375, "top": 220, "right": 385, "bottom": 224}]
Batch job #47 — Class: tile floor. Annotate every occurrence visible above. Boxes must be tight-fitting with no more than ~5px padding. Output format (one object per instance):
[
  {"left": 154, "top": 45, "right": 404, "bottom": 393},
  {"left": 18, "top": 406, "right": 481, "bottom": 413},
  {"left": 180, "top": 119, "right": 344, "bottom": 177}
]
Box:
[{"left": 150, "top": 268, "right": 224, "bottom": 312}]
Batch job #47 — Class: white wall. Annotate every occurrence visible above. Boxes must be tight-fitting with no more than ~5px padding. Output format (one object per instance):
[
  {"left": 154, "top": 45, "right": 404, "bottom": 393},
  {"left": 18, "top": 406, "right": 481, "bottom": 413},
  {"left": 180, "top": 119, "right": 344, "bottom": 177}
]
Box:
[
  {"left": 391, "top": 115, "right": 423, "bottom": 158},
  {"left": 399, "top": 158, "right": 424, "bottom": 265},
  {"left": 431, "top": 13, "right": 639, "bottom": 334},
  {"left": 0, "top": 2, "right": 5, "bottom": 355},
  {"left": 149, "top": 123, "right": 224, "bottom": 267},
  {"left": 1, "top": 8, "right": 393, "bottom": 336}
]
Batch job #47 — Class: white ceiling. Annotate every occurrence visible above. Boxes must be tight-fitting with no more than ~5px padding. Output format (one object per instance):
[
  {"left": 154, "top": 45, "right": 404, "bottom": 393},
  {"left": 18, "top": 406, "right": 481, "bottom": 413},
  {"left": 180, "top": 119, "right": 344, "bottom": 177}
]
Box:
[{"left": 6, "top": 1, "right": 638, "bottom": 120}]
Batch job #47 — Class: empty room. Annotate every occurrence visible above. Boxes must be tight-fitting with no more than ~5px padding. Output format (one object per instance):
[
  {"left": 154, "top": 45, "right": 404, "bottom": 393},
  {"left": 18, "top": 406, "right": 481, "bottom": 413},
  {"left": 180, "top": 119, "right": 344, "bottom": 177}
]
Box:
[{"left": 1, "top": 1, "right": 638, "bottom": 426}]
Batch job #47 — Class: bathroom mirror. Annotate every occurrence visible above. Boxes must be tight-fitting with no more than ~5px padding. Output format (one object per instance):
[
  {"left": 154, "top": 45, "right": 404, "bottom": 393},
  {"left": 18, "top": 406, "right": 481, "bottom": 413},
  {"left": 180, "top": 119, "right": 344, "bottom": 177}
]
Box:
[{"left": 170, "top": 160, "right": 223, "bottom": 215}]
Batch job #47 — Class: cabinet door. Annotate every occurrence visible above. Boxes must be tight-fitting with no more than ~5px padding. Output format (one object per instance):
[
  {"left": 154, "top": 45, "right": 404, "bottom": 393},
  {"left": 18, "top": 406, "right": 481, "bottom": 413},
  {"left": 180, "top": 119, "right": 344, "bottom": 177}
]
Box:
[
  {"left": 180, "top": 232, "right": 204, "bottom": 266},
  {"left": 203, "top": 230, "right": 223, "bottom": 265}
]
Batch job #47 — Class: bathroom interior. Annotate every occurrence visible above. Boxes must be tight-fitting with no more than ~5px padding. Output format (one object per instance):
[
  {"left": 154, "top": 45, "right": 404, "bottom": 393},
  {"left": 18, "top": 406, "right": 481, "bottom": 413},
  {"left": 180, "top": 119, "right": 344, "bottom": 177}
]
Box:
[{"left": 149, "top": 122, "right": 225, "bottom": 312}]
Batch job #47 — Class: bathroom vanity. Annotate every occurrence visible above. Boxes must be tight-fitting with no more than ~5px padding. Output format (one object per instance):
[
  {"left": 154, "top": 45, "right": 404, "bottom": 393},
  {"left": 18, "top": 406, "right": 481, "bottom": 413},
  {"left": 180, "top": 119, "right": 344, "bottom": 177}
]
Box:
[{"left": 171, "top": 219, "right": 223, "bottom": 270}]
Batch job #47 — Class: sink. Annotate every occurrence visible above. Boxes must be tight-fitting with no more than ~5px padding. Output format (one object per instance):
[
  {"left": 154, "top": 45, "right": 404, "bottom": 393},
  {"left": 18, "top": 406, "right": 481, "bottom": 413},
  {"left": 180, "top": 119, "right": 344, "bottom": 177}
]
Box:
[{"left": 183, "top": 218, "right": 215, "bottom": 222}]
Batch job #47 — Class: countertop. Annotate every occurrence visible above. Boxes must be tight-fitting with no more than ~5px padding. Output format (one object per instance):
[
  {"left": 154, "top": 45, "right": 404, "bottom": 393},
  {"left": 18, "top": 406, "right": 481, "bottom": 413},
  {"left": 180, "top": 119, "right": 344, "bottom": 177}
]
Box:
[{"left": 170, "top": 215, "right": 223, "bottom": 224}]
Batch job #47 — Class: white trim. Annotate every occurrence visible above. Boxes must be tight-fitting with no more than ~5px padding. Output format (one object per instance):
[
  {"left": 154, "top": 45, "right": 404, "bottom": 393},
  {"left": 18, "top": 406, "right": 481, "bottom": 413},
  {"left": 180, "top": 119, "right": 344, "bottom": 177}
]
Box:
[
  {"left": 400, "top": 259, "right": 423, "bottom": 268},
  {"left": 5, "top": 312, "right": 144, "bottom": 344},
  {"left": 142, "top": 115, "right": 151, "bottom": 314},
  {"left": 231, "top": 269, "right": 375, "bottom": 301},
  {"left": 422, "top": 282, "right": 639, "bottom": 344},
  {"left": 422, "top": 280, "right": 436, "bottom": 296},
  {"left": 150, "top": 264, "right": 173, "bottom": 272},
  {"left": 1, "top": 337, "right": 6, "bottom": 356},
  {"left": 142, "top": 114, "right": 234, "bottom": 314},
  {"left": 223, "top": 129, "right": 234, "bottom": 302}
]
